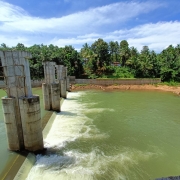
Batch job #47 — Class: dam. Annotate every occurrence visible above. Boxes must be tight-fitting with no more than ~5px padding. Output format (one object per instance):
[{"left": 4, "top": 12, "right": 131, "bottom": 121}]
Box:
[
  {"left": 0, "top": 51, "right": 180, "bottom": 179},
  {"left": 21, "top": 90, "right": 180, "bottom": 179},
  {"left": 0, "top": 89, "right": 180, "bottom": 179}
]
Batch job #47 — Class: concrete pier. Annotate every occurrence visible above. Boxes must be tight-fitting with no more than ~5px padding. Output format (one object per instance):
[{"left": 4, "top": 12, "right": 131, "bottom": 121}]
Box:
[
  {"left": 1, "top": 97, "right": 21, "bottom": 150},
  {"left": 42, "top": 62, "right": 60, "bottom": 111},
  {"left": 51, "top": 83, "right": 61, "bottom": 112},
  {"left": 19, "top": 96, "right": 43, "bottom": 151},
  {"left": 60, "top": 79, "right": 67, "bottom": 98},
  {"left": 42, "top": 83, "right": 51, "bottom": 110},
  {"left": 0, "top": 50, "right": 44, "bottom": 152},
  {"left": 56, "top": 65, "right": 68, "bottom": 98},
  {"left": 66, "top": 76, "right": 70, "bottom": 92}
]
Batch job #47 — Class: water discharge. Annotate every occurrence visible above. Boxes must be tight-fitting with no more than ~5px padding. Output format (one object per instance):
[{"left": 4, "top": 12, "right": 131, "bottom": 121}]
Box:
[{"left": 26, "top": 90, "right": 180, "bottom": 180}]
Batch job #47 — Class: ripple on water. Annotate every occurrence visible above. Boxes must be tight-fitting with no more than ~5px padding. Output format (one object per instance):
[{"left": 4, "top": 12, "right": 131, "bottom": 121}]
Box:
[{"left": 26, "top": 91, "right": 166, "bottom": 180}]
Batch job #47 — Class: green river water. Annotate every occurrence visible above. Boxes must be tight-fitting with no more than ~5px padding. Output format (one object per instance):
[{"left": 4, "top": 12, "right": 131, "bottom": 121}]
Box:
[
  {"left": 0, "top": 89, "right": 180, "bottom": 179},
  {"left": 27, "top": 90, "right": 180, "bottom": 180}
]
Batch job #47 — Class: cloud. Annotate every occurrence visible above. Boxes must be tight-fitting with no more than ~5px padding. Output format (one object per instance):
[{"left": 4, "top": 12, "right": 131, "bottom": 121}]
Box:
[
  {"left": 0, "top": 0, "right": 178, "bottom": 52},
  {"left": 0, "top": 1, "right": 163, "bottom": 34},
  {"left": 126, "top": 21, "right": 180, "bottom": 52},
  {"left": 50, "top": 21, "right": 180, "bottom": 52},
  {"left": 0, "top": 1, "right": 29, "bottom": 21}
]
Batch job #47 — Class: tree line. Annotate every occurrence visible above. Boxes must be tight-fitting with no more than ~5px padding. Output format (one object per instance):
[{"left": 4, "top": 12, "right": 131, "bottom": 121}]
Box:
[{"left": 0, "top": 39, "right": 180, "bottom": 82}]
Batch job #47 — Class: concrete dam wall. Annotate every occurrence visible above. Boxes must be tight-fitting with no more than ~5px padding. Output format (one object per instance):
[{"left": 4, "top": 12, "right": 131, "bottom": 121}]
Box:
[{"left": 75, "top": 78, "right": 161, "bottom": 85}]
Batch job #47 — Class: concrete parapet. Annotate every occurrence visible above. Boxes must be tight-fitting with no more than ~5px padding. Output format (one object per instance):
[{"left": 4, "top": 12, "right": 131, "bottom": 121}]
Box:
[
  {"left": 1, "top": 97, "right": 23, "bottom": 150},
  {"left": 69, "top": 76, "right": 75, "bottom": 84},
  {"left": 19, "top": 95, "right": 44, "bottom": 152},
  {"left": 75, "top": 78, "right": 161, "bottom": 85}
]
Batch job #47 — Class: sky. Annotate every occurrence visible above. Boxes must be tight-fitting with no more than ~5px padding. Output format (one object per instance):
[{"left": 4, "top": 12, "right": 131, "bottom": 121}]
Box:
[{"left": 0, "top": 0, "right": 180, "bottom": 52}]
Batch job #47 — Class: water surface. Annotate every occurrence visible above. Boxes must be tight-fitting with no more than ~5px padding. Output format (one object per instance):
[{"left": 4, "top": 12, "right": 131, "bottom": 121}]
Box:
[{"left": 27, "top": 90, "right": 180, "bottom": 179}]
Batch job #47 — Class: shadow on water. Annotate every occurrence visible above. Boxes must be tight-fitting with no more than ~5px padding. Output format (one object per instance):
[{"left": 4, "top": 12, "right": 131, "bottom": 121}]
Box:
[{"left": 57, "top": 111, "right": 78, "bottom": 116}]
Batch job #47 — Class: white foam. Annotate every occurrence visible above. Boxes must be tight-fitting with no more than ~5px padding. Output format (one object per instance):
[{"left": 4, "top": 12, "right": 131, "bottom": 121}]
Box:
[
  {"left": 26, "top": 92, "right": 162, "bottom": 180},
  {"left": 27, "top": 146, "right": 161, "bottom": 180}
]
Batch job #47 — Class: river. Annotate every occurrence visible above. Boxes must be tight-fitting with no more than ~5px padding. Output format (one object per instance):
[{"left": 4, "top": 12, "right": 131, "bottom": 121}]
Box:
[{"left": 24, "top": 90, "right": 180, "bottom": 179}]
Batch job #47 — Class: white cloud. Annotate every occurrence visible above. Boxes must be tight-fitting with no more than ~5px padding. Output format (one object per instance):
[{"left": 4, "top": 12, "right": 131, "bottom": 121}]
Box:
[
  {"left": 50, "top": 21, "right": 180, "bottom": 52},
  {"left": 0, "top": 34, "right": 29, "bottom": 46},
  {"left": 0, "top": 0, "right": 178, "bottom": 52},
  {"left": 126, "top": 21, "right": 180, "bottom": 52},
  {"left": 0, "top": 1, "right": 163, "bottom": 34}
]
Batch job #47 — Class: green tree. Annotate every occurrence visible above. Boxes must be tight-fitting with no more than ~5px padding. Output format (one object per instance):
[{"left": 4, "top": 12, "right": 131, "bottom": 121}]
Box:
[
  {"left": 119, "top": 40, "right": 130, "bottom": 66},
  {"left": 109, "top": 41, "right": 119, "bottom": 62}
]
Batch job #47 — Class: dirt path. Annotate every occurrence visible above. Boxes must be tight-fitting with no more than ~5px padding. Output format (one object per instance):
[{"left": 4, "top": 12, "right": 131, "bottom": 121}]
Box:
[{"left": 71, "top": 84, "right": 180, "bottom": 95}]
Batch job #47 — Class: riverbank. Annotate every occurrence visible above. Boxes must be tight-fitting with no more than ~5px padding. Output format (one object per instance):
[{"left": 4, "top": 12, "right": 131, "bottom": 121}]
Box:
[{"left": 71, "top": 84, "right": 180, "bottom": 95}]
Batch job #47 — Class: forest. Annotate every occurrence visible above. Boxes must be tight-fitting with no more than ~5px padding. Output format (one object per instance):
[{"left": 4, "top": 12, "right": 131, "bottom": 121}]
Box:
[{"left": 0, "top": 38, "right": 180, "bottom": 82}]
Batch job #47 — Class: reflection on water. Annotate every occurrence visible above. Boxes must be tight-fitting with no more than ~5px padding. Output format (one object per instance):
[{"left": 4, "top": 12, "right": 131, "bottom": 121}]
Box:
[{"left": 27, "top": 91, "right": 180, "bottom": 180}]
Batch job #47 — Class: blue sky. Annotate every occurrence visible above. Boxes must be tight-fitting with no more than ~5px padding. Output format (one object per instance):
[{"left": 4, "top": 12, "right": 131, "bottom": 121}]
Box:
[{"left": 0, "top": 0, "right": 180, "bottom": 52}]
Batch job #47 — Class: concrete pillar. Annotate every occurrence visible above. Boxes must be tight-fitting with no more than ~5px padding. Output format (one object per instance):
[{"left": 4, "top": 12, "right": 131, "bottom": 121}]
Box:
[
  {"left": 66, "top": 76, "right": 70, "bottom": 92},
  {"left": 19, "top": 95, "right": 43, "bottom": 152},
  {"left": 56, "top": 65, "right": 63, "bottom": 80},
  {"left": 60, "top": 79, "right": 67, "bottom": 98},
  {"left": 62, "top": 67, "right": 67, "bottom": 91},
  {"left": 42, "top": 62, "right": 61, "bottom": 111},
  {"left": 42, "top": 83, "right": 51, "bottom": 110},
  {"left": 43, "top": 61, "right": 56, "bottom": 84},
  {"left": 1, "top": 97, "right": 23, "bottom": 150},
  {"left": 51, "top": 83, "right": 60, "bottom": 112},
  {"left": 0, "top": 50, "right": 44, "bottom": 152}
]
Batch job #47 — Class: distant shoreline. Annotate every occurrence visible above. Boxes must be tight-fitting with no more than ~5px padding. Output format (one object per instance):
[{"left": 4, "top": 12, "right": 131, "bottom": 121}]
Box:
[{"left": 71, "top": 84, "right": 180, "bottom": 95}]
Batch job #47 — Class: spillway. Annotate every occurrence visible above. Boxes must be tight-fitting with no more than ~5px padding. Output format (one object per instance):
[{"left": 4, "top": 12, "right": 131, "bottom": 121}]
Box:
[{"left": 15, "top": 90, "right": 180, "bottom": 179}]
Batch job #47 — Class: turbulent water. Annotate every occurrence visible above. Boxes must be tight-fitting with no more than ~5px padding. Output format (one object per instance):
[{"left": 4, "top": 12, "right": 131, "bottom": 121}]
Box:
[{"left": 26, "top": 90, "right": 180, "bottom": 180}]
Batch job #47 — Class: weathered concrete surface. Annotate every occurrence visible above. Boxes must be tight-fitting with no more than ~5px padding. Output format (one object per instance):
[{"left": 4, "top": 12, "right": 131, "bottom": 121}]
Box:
[
  {"left": 43, "top": 61, "right": 56, "bottom": 84},
  {"left": 0, "top": 111, "right": 54, "bottom": 180},
  {"left": 60, "top": 79, "right": 67, "bottom": 98},
  {"left": 0, "top": 50, "right": 44, "bottom": 152},
  {"left": 0, "top": 51, "right": 34, "bottom": 150},
  {"left": 51, "top": 83, "right": 60, "bottom": 112},
  {"left": 42, "top": 83, "right": 51, "bottom": 110},
  {"left": 55, "top": 65, "right": 63, "bottom": 80},
  {"left": 1, "top": 97, "right": 21, "bottom": 150},
  {"left": 69, "top": 76, "right": 76, "bottom": 84},
  {"left": 19, "top": 95, "right": 43, "bottom": 152},
  {"left": 75, "top": 78, "right": 161, "bottom": 85},
  {"left": 66, "top": 76, "right": 70, "bottom": 91},
  {"left": 42, "top": 62, "right": 61, "bottom": 111}
]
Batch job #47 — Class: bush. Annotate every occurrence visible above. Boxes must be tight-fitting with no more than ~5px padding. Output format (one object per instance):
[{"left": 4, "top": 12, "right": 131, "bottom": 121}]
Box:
[{"left": 112, "top": 67, "right": 134, "bottom": 78}]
